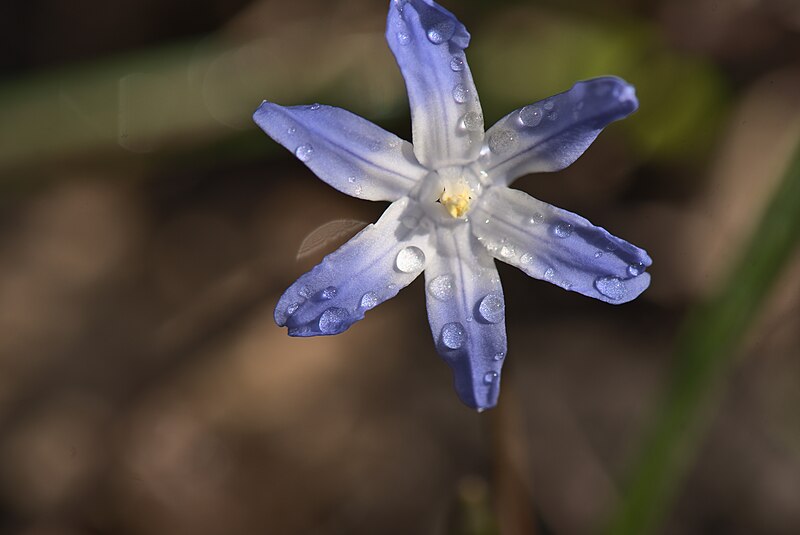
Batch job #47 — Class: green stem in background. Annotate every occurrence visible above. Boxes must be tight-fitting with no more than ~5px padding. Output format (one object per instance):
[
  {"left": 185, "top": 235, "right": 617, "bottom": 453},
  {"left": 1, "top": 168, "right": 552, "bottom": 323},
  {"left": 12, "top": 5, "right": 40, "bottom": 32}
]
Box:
[{"left": 604, "top": 142, "right": 800, "bottom": 535}]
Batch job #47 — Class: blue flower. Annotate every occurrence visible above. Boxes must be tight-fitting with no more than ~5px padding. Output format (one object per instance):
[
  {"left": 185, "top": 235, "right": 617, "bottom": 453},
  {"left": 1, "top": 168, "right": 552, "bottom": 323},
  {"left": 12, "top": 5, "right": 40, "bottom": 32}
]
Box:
[{"left": 254, "top": 0, "right": 651, "bottom": 411}]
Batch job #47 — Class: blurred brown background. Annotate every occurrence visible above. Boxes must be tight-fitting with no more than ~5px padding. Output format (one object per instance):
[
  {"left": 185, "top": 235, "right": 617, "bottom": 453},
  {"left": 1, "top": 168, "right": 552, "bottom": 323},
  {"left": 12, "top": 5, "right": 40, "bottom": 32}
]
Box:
[{"left": 1, "top": 0, "right": 800, "bottom": 534}]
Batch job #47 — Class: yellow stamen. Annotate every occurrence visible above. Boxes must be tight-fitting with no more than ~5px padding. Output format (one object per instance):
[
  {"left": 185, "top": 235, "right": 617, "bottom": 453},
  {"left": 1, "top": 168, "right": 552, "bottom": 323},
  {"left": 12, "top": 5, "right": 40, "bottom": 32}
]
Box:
[{"left": 439, "top": 186, "right": 472, "bottom": 218}]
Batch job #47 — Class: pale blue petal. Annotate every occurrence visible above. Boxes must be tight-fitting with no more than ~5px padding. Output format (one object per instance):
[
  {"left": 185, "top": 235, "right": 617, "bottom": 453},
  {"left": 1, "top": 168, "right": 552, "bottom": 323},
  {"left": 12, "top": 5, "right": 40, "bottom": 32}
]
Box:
[
  {"left": 254, "top": 102, "right": 426, "bottom": 202},
  {"left": 386, "top": 0, "right": 483, "bottom": 168},
  {"left": 482, "top": 77, "right": 638, "bottom": 186},
  {"left": 471, "top": 187, "right": 651, "bottom": 304},
  {"left": 424, "top": 223, "right": 507, "bottom": 410},
  {"left": 275, "top": 198, "right": 430, "bottom": 335}
]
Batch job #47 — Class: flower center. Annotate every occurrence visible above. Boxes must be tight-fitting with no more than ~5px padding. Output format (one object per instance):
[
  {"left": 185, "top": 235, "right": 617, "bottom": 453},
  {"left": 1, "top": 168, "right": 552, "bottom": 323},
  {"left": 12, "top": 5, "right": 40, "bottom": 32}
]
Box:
[{"left": 413, "top": 165, "right": 483, "bottom": 223}]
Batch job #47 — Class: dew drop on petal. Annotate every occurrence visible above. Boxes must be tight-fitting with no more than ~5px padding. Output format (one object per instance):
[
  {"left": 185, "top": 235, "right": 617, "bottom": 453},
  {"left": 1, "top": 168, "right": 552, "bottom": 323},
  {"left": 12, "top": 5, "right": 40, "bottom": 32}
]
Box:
[
  {"left": 309, "top": 103, "right": 321, "bottom": 110},
  {"left": 518, "top": 105, "right": 543, "bottom": 127},
  {"left": 499, "top": 244, "right": 515, "bottom": 259},
  {"left": 354, "top": 185, "right": 363, "bottom": 195},
  {"left": 395, "top": 246, "right": 426, "bottom": 273},
  {"left": 299, "top": 285, "right": 312, "bottom": 298},
  {"left": 478, "top": 293, "right": 505, "bottom": 324},
  {"left": 295, "top": 144, "right": 314, "bottom": 161},
  {"left": 347, "top": 176, "right": 356, "bottom": 183},
  {"left": 461, "top": 111, "right": 483, "bottom": 131},
  {"left": 595, "top": 276, "right": 626, "bottom": 300},
  {"left": 441, "top": 322, "right": 466, "bottom": 349},
  {"left": 552, "top": 221, "right": 573, "bottom": 238},
  {"left": 527, "top": 212, "right": 544, "bottom": 225},
  {"left": 450, "top": 56, "right": 465, "bottom": 71},
  {"left": 287, "top": 126, "right": 296, "bottom": 135},
  {"left": 628, "top": 262, "right": 645, "bottom": 277},
  {"left": 453, "top": 83, "right": 470, "bottom": 104},
  {"left": 321, "top": 286, "right": 338, "bottom": 300},
  {"left": 426, "top": 20, "right": 455, "bottom": 44},
  {"left": 544, "top": 268, "right": 556, "bottom": 280},
  {"left": 397, "top": 31, "right": 411, "bottom": 45},
  {"left": 493, "top": 352, "right": 505, "bottom": 361},
  {"left": 543, "top": 100, "right": 554, "bottom": 111},
  {"left": 360, "top": 291, "right": 379, "bottom": 310},
  {"left": 484, "top": 372, "right": 498, "bottom": 384},
  {"left": 520, "top": 253, "right": 533, "bottom": 264},
  {"left": 428, "top": 274, "right": 455, "bottom": 301},
  {"left": 488, "top": 129, "right": 517, "bottom": 154},
  {"left": 319, "top": 307, "right": 348, "bottom": 334},
  {"left": 594, "top": 250, "right": 604, "bottom": 258},
  {"left": 286, "top": 302, "right": 300, "bottom": 315}
]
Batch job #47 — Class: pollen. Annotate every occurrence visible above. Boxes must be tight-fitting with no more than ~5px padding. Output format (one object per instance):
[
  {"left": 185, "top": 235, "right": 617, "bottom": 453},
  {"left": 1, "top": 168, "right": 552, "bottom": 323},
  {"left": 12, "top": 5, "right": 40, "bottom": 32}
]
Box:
[{"left": 439, "top": 186, "right": 472, "bottom": 218}]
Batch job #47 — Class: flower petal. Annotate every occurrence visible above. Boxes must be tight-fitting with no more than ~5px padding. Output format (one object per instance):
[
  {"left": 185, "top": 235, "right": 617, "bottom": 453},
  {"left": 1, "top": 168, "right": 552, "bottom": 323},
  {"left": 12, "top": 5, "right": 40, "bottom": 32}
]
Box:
[
  {"left": 275, "top": 198, "right": 430, "bottom": 335},
  {"left": 254, "top": 101, "right": 426, "bottom": 201},
  {"left": 471, "top": 187, "right": 651, "bottom": 304},
  {"left": 481, "top": 77, "right": 638, "bottom": 186},
  {"left": 386, "top": 0, "right": 483, "bottom": 168},
  {"left": 424, "top": 222, "right": 507, "bottom": 410}
]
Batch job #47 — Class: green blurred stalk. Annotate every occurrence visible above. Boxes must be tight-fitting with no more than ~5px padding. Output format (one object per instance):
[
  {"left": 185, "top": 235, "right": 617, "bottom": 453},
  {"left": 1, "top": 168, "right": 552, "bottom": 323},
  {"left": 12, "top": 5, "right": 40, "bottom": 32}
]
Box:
[{"left": 604, "top": 142, "right": 800, "bottom": 535}]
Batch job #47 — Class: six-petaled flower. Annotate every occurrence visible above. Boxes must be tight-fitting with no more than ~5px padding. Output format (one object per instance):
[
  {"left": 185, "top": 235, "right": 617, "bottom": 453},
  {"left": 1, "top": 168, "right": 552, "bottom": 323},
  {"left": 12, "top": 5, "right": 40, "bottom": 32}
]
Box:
[{"left": 254, "top": 0, "right": 652, "bottom": 411}]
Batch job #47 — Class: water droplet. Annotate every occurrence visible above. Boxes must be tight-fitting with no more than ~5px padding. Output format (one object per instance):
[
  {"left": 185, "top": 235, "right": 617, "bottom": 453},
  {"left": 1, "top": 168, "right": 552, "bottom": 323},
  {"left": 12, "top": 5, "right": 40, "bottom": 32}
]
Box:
[
  {"left": 360, "top": 291, "right": 379, "bottom": 309},
  {"left": 594, "top": 250, "right": 603, "bottom": 258},
  {"left": 354, "top": 185, "right": 363, "bottom": 195},
  {"left": 441, "top": 322, "right": 466, "bottom": 349},
  {"left": 450, "top": 56, "right": 465, "bottom": 71},
  {"left": 628, "top": 262, "right": 645, "bottom": 277},
  {"left": 493, "top": 352, "right": 505, "bottom": 361},
  {"left": 426, "top": 20, "right": 455, "bottom": 44},
  {"left": 484, "top": 372, "right": 498, "bottom": 384},
  {"left": 393, "top": 0, "right": 408, "bottom": 12},
  {"left": 543, "top": 100, "right": 554, "bottom": 111},
  {"left": 286, "top": 302, "right": 300, "bottom": 315},
  {"left": 387, "top": 283, "right": 398, "bottom": 291},
  {"left": 321, "top": 286, "right": 337, "bottom": 300},
  {"left": 595, "top": 276, "right": 626, "bottom": 300},
  {"left": 478, "top": 293, "right": 505, "bottom": 324},
  {"left": 395, "top": 246, "right": 425, "bottom": 273},
  {"left": 484, "top": 218, "right": 490, "bottom": 225},
  {"left": 287, "top": 126, "right": 296, "bottom": 135},
  {"left": 428, "top": 274, "right": 455, "bottom": 301},
  {"left": 295, "top": 144, "right": 314, "bottom": 161},
  {"left": 319, "top": 307, "right": 348, "bottom": 334},
  {"left": 347, "top": 176, "right": 356, "bottom": 183},
  {"left": 552, "top": 221, "right": 573, "bottom": 238},
  {"left": 488, "top": 129, "right": 517, "bottom": 154},
  {"left": 499, "top": 244, "right": 515, "bottom": 259},
  {"left": 520, "top": 253, "right": 533, "bottom": 264},
  {"left": 605, "top": 241, "right": 617, "bottom": 252},
  {"left": 452, "top": 83, "right": 470, "bottom": 103},
  {"left": 527, "top": 212, "right": 544, "bottom": 225},
  {"left": 461, "top": 111, "right": 483, "bottom": 131},
  {"left": 518, "top": 105, "right": 543, "bottom": 127},
  {"left": 309, "top": 103, "right": 321, "bottom": 110},
  {"left": 397, "top": 31, "right": 411, "bottom": 45},
  {"left": 299, "top": 286, "right": 312, "bottom": 298}
]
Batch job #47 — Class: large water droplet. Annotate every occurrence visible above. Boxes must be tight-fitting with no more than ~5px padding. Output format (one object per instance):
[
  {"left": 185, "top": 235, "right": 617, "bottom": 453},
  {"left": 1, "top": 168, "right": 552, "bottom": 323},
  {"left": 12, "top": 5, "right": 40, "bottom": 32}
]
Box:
[
  {"left": 295, "top": 144, "right": 314, "bottom": 162},
  {"left": 450, "top": 56, "right": 465, "bottom": 71},
  {"left": 552, "top": 221, "right": 573, "bottom": 238},
  {"left": 428, "top": 274, "right": 455, "bottom": 301},
  {"left": 628, "top": 262, "right": 645, "bottom": 277},
  {"left": 595, "top": 276, "right": 626, "bottom": 300},
  {"left": 441, "top": 322, "right": 466, "bottom": 349},
  {"left": 319, "top": 307, "right": 348, "bottom": 334},
  {"left": 395, "top": 246, "right": 426, "bottom": 273},
  {"left": 518, "top": 105, "right": 543, "bottom": 127},
  {"left": 452, "top": 83, "right": 470, "bottom": 103},
  {"left": 493, "top": 352, "right": 505, "bottom": 361},
  {"left": 478, "top": 293, "right": 505, "bottom": 324},
  {"left": 321, "top": 286, "right": 337, "bottom": 300},
  {"left": 461, "top": 111, "right": 483, "bottom": 131},
  {"left": 426, "top": 20, "right": 455, "bottom": 44},
  {"left": 396, "top": 31, "right": 411, "bottom": 45},
  {"left": 484, "top": 372, "right": 498, "bottom": 384},
  {"left": 286, "top": 302, "right": 300, "bottom": 315},
  {"left": 488, "top": 129, "right": 516, "bottom": 154},
  {"left": 360, "top": 291, "right": 379, "bottom": 310}
]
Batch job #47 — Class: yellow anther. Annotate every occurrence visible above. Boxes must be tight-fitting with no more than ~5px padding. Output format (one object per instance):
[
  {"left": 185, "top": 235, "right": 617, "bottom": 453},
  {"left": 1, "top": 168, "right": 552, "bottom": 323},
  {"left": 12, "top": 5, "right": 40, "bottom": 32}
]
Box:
[{"left": 439, "top": 186, "right": 472, "bottom": 218}]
